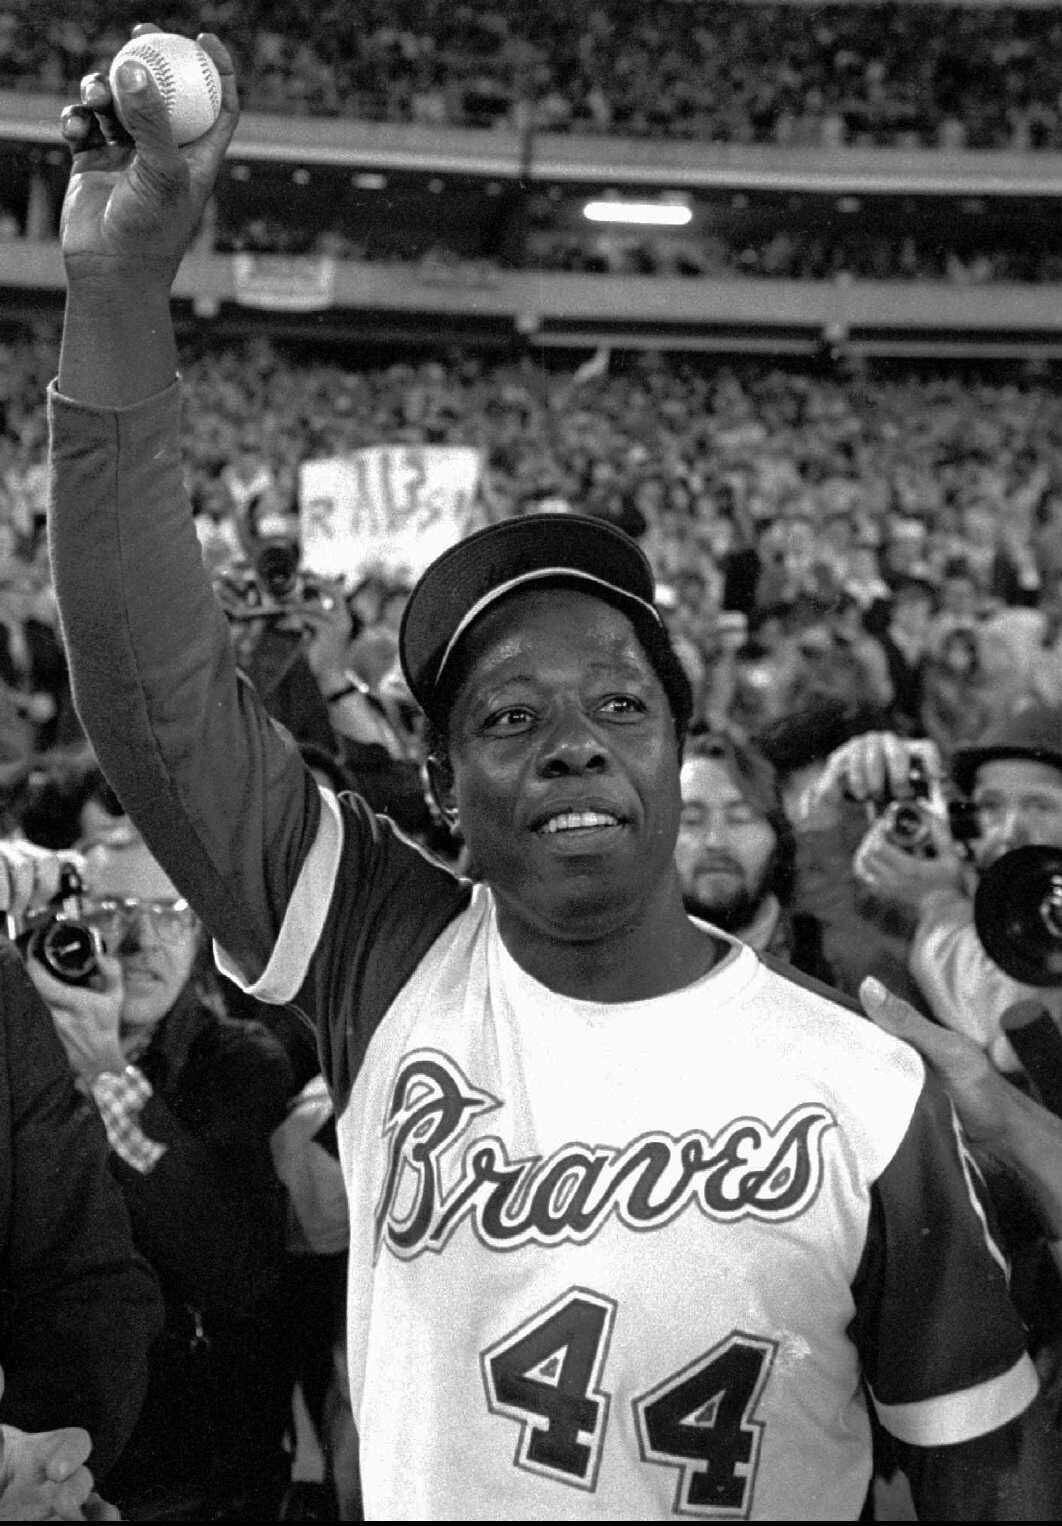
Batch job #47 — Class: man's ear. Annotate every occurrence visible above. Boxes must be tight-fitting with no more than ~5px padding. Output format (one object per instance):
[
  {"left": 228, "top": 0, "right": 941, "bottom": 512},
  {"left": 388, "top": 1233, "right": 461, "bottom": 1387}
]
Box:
[{"left": 424, "top": 754, "right": 459, "bottom": 830}]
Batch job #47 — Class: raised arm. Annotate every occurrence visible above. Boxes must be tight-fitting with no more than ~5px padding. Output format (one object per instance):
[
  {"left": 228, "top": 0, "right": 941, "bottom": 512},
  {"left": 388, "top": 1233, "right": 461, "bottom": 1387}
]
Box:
[{"left": 49, "top": 28, "right": 322, "bottom": 983}]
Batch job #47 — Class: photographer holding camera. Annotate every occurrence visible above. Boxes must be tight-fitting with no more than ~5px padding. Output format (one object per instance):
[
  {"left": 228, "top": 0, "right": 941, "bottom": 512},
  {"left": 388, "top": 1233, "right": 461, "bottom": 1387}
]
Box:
[
  {"left": 808, "top": 704, "right": 1062, "bottom": 1075},
  {"left": 0, "top": 824, "right": 296, "bottom": 1520},
  {"left": 214, "top": 523, "right": 342, "bottom": 758}
]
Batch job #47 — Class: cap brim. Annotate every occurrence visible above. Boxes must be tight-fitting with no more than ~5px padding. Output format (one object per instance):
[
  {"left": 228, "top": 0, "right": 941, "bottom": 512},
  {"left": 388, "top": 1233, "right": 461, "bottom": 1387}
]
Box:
[
  {"left": 953, "top": 743, "right": 1062, "bottom": 796},
  {"left": 399, "top": 513, "right": 659, "bottom": 714}
]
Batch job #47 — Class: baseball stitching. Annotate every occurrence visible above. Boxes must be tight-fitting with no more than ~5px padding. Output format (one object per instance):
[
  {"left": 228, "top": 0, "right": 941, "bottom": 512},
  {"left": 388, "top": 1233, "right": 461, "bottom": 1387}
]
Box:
[
  {"left": 197, "top": 50, "right": 222, "bottom": 112},
  {"left": 130, "top": 43, "right": 177, "bottom": 108}
]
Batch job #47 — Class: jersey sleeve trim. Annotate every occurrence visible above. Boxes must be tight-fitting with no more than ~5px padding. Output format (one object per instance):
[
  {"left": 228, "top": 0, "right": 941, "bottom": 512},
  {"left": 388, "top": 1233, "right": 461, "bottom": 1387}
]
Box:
[
  {"left": 214, "top": 785, "right": 342, "bottom": 1002},
  {"left": 870, "top": 1353, "right": 1038, "bottom": 1446}
]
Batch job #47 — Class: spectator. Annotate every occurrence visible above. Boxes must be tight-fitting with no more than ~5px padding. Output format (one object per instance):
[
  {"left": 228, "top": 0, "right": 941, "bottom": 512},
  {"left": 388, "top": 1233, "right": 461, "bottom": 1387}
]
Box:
[
  {"left": 920, "top": 625, "right": 999, "bottom": 758},
  {"left": 757, "top": 699, "right": 934, "bottom": 1012},
  {"left": 10, "top": 1, "right": 1062, "bottom": 150},
  {"left": 674, "top": 721, "right": 831, "bottom": 979},
  {"left": 0, "top": 938, "right": 162, "bottom": 1502},
  {"left": 15, "top": 742, "right": 124, "bottom": 851},
  {"left": 1, "top": 824, "right": 296, "bottom": 1521},
  {"left": 829, "top": 592, "right": 894, "bottom": 716},
  {"left": 1024, "top": 577, "right": 1062, "bottom": 710},
  {"left": 811, "top": 707, "right": 1062, "bottom": 1077},
  {"left": 877, "top": 576, "right": 937, "bottom": 736}
]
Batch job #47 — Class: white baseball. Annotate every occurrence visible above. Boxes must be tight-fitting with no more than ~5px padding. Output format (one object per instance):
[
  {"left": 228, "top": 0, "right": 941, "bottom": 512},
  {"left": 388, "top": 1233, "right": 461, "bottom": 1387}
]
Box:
[{"left": 109, "top": 33, "right": 222, "bottom": 146}]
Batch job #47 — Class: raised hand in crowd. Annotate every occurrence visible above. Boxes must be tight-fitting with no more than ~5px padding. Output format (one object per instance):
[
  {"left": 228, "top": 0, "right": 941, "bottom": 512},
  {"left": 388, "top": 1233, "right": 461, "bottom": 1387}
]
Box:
[
  {"left": 298, "top": 582, "right": 357, "bottom": 700},
  {"left": 0, "top": 837, "right": 76, "bottom": 920},
  {"left": 0, "top": 838, "right": 139, "bottom": 1082},
  {"left": 796, "top": 728, "right": 947, "bottom": 822},
  {"left": 23, "top": 951, "right": 126, "bottom": 1088},
  {"left": 851, "top": 804, "right": 968, "bottom": 913}
]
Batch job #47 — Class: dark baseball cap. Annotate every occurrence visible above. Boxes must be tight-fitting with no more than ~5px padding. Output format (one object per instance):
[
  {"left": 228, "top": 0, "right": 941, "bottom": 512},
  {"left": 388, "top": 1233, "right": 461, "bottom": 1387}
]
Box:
[
  {"left": 952, "top": 703, "right": 1062, "bottom": 796},
  {"left": 399, "top": 513, "right": 663, "bottom": 715}
]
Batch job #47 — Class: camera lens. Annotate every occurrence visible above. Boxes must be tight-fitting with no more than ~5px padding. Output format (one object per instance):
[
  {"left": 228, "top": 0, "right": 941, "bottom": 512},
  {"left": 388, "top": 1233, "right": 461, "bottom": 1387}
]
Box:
[
  {"left": 255, "top": 540, "right": 301, "bottom": 602},
  {"left": 974, "top": 846, "right": 1062, "bottom": 986},
  {"left": 33, "top": 920, "right": 100, "bottom": 986},
  {"left": 885, "top": 801, "right": 932, "bottom": 852},
  {"left": 1041, "top": 885, "right": 1062, "bottom": 942}
]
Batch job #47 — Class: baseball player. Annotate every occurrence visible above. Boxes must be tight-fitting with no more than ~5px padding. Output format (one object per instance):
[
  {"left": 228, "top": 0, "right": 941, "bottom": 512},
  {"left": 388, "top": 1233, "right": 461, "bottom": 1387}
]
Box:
[{"left": 46, "top": 28, "right": 1039, "bottom": 1520}]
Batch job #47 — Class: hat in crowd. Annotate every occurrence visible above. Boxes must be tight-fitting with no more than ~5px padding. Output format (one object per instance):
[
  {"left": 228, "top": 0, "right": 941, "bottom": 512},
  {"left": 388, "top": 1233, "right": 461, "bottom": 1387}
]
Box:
[
  {"left": 952, "top": 703, "right": 1062, "bottom": 796},
  {"left": 399, "top": 513, "right": 662, "bottom": 715}
]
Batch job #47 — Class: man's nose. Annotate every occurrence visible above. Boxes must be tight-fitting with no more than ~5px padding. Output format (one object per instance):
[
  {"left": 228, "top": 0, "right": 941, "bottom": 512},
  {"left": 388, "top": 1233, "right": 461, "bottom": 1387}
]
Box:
[
  {"left": 116, "top": 910, "right": 157, "bottom": 953},
  {"left": 117, "top": 917, "right": 144, "bottom": 953},
  {"left": 700, "top": 812, "right": 729, "bottom": 845},
  {"left": 538, "top": 704, "right": 608, "bottom": 777}
]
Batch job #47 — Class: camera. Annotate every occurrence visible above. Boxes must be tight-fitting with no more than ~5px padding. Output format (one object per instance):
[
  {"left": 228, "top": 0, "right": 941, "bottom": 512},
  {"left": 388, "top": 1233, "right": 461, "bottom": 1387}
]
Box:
[
  {"left": 253, "top": 536, "right": 303, "bottom": 604},
  {"left": 974, "top": 844, "right": 1062, "bottom": 988},
  {"left": 214, "top": 542, "right": 335, "bottom": 626},
  {"left": 881, "top": 756, "right": 936, "bottom": 857},
  {"left": 11, "top": 863, "right": 103, "bottom": 987}
]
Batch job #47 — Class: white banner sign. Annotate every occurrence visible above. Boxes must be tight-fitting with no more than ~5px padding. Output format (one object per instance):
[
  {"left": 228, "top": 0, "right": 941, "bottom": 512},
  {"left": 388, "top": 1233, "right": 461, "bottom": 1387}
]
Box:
[{"left": 298, "top": 445, "right": 483, "bottom": 582}]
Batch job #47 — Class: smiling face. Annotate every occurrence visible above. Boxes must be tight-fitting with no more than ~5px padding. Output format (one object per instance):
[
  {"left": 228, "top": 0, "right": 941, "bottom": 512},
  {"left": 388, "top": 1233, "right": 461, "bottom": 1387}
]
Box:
[{"left": 442, "top": 587, "right": 685, "bottom": 950}]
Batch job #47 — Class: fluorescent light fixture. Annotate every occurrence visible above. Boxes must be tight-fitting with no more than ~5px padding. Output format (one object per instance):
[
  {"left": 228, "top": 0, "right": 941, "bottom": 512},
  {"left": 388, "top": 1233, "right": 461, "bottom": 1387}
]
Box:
[{"left": 583, "top": 199, "right": 693, "bottom": 227}]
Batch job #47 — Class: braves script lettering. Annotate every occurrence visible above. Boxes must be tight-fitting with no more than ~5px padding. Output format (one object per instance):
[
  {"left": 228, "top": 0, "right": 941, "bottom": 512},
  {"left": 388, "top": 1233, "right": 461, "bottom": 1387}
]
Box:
[{"left": 374, "top": 1051, "right": 836, "bottom": 1261}]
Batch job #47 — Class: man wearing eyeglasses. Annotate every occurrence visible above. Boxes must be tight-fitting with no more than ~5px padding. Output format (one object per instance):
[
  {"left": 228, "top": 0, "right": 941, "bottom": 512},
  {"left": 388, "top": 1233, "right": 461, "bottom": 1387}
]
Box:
[
  {"left": 32, "top": 823, "right": 200, "bottom": 1090},
  {"left": 0, "top": 824, "right": 296, "bottom": 1520}
]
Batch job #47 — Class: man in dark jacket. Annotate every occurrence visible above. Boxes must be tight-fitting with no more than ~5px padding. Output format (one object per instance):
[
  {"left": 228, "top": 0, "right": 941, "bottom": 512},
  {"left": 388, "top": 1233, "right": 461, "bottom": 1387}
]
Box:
[
  {"left": 0, "top": 939, "right": 161, "bottom": 1506},
  {"left": 2, "top": 826, "right": 295, "bottom": 1519}
]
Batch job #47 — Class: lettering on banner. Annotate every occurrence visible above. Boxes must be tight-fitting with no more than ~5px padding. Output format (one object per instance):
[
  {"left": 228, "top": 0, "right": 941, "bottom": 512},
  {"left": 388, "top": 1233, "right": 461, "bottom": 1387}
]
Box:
[{"left": 298, "top": 446, "right": 483, "bottom": 580}]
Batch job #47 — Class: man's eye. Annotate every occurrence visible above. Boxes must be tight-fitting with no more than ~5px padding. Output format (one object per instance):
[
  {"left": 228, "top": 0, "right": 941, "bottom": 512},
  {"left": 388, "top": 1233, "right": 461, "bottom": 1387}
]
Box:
[
  {"left": 600, "top": 694, "right": 644, "bottom": 717},
  {"left": 484, "top": 706, "right": 535, "bottom": 730},
  {"left": 726, "top": 807, "right": 759, "bottom": 826}
]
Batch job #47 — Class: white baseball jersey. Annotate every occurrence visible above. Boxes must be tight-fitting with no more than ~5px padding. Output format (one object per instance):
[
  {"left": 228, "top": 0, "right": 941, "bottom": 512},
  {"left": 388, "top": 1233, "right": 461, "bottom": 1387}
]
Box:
[{"left": 217, "top": 792, "right": 1037, "bottom": 1522}]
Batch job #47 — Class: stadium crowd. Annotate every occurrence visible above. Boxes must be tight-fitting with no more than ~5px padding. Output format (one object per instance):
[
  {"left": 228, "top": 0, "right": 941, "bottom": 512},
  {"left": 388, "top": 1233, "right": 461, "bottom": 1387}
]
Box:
[
  {"left": 521, "top": 227, "right": 1062, "bottom": 284},
  {"left": 206, "top": 214, "right": 1062, "bottom": 287},
  {"left": 8, "top": 1, "right": 1062, "bottom": 149},
  {"left": 5, "top": 319, "right": 1062, "bottom": 784}
]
